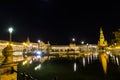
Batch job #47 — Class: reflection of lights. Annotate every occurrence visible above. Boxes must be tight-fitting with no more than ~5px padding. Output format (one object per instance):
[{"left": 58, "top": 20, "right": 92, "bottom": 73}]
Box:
[
  {"left": 109, "top": 53, "right": 113, "bottom": 57},
  {"left": 29, "top": 60, "right": 32, "bottom": 64},
  {"left": 37, "top": 55, "right": 41, "bottom": 58},
  {"left": 90, "top": 55, "right": 92, "bottom": 62},
  {"left": 87, "top": 56, "right": 90, "bottom": 64},
  {"left": 106, "top": 51, "right": 111, "bottom": 54},
  {"left": 82, "top": 57, "right": 86, "bottom": 67},
  {"left": 74, "top": 62, "right": 76, "bottom": 72},
  {"left": 23, "top": 60, "right": 27, "bottom": 65},
  {"left": 116, "top": 57, "right": 119, "bottom": 66},
  {"left": 100, "top": 53, "right": 108, "bottom": 74},
  {"left": 32, "top": 57, "right": 39, "bottom": 61},
  {"left": 34, "top": 64, "right": 41, "bottom": 71},
  {"left": 93, "top": 54, "right": 97, "bottom": 60},
  {"left": 112, "top": 56, "right": 116, "bottom": 63}
]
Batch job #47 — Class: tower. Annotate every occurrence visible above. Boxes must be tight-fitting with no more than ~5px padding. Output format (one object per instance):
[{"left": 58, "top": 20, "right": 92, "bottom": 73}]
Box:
[{"left": 98, "top": 27, "right": 108, "bottom": 49}]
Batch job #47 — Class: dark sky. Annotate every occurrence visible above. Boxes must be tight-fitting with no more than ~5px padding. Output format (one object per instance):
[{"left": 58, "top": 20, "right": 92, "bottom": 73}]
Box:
[{"left": 0, "top": 0, "right": 120, "bottom": 45}]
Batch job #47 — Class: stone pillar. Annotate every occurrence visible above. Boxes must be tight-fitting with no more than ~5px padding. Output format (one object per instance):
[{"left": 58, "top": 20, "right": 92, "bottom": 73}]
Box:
[
  {"left": 0, "top": 45, "right": 18, "bottom": 80},
  {"left": 2, "top": 45, "right": 13, "bottom": 64}
]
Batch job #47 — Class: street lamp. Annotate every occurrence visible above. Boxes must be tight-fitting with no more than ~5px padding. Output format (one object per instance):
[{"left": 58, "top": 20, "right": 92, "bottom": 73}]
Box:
[
  {"left": 72, "top": 38, "right": 75, "bottom": 42},
  {"left": 8, "top": 27, "right": 13, "bottom": 44},
  {"left": 81, "top": 41, "right": 84, "bottom": 45},
  {"left": 38, "top": 40, "right": 40, "bottom": 50}
]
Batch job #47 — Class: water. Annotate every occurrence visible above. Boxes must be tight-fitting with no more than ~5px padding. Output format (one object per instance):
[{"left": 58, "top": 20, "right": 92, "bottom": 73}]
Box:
[{"left": 17, "top": 53, "right": 120, "bottom": 80}]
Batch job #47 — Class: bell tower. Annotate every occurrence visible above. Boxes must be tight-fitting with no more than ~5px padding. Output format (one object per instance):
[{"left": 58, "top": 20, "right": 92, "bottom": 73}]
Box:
[{"left": 98, "top": 27, "right": 108, "bottom": 50}]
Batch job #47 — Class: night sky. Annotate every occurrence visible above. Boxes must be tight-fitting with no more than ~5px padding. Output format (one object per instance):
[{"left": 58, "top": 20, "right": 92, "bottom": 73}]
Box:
[{"left": 0, "top": 1, "right": 120, "bottom": 45}]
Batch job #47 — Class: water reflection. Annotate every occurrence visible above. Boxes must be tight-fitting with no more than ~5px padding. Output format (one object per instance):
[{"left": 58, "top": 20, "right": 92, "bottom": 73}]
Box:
[
  {"left": 82, "top": 57, "right": 86, "bottom": 67},
  {"left": 99, "top": 53, "right": 108, "bottom": 74},
  {"left": 34, "top": 64, "right": 41, "bottom": 71},
  {"left": 116, "top": 57, "right": 119, "bottom": 66},
  {"left": 87, "top": 56, "right": 90, "bottom": 64},
  {"left": 73, "top": 62, "right": 76, "bottom": 72},
  {"left": 18, "top": 52, "right": 120, "bottom": 80}
]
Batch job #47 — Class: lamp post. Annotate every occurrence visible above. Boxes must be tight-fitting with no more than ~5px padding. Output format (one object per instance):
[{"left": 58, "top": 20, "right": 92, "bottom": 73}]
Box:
[
  {"left": 81, "top": 41, "right": 84, "bottom": 45},
  {"left": 38, "top": 40, "right": 40, "bottom": 50},
  {"left": 8, "top": 27, "right": 13, "bottom": 44},
  {"left": 72, "top": 38, "right": 75, "bottom": 43}
]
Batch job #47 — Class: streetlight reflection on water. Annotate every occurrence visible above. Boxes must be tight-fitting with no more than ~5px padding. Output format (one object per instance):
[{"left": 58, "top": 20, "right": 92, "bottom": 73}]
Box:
[
  {"left": 74, "top": 62, "right": 76, "bottom": 72},
  {"left": 82, "top": 57, "right": 86, "bottom": 67}
]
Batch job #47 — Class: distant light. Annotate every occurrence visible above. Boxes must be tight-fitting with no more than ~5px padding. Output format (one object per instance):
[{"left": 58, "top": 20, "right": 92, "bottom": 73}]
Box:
[
  {"left": 38, "top": 40, "right": 40, "bottom": 43},
  {"left": 81, "top": 41, "right": 84, "bottom": 44},
  {"left": 72, "top": 38, "right": 75, "bottom": 42},
  {"left": 36, "top": 51, "right": 42, "bottom": 55}
]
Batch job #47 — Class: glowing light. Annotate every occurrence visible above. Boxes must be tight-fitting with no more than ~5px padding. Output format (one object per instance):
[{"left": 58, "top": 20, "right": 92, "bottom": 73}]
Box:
[
  {"left": 90, "top": 55, "right": 92, "bottom": 62},
  {"left": 36, "top": 51, "right": 42, "bottom": 55},
  {"left": 93, "top": 54, "right": 97, "bottom": 60},
  {"left": 29, "top": 60, "right": 32, "bottom": 64},
  {"left": 82, "top": 57, "right": 86, "bottom": 67},
  {"left": 6, "top": 42, "right": 9, "bottom": 45},
  {"left": 22, "top": 42, "right": 27, "bottom": 46},
  {"left": 23, "top": 60, "right": 27, "bottom": 65},
  {"left": 81, "top": 41, "right": 84, "bottom": 44},
  {"left": 8, "top": 27, "right": 14, "bottom": 43},
  {"left": 8, "top": 27, "right": 13, "bottom": 33},
  {"left": 37, "top": 55, "right": 41, "bottom": 58},
  {"left": 74, "top": 62, "right": 77, "bottom": 72},
  {"left": 116, "top": 57, "right": 119, "bottom": 66},
  {"left": 112, "top": 56, "right": 116, "bottom": 63},
  {"left": 87, "top": 56, "right": 90, "bottom": 64},
  {"left": 38, "top": 40, "right": 40, "bottom": 43},
  {"left": 36, "top": 51, "right": 42, "bottom": 58},
  {"left": 72, "top": 38, "right": 75, "bottom": 42},
  {"left": 34, "top": 64, "right": 41, "bottom": 71}
]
